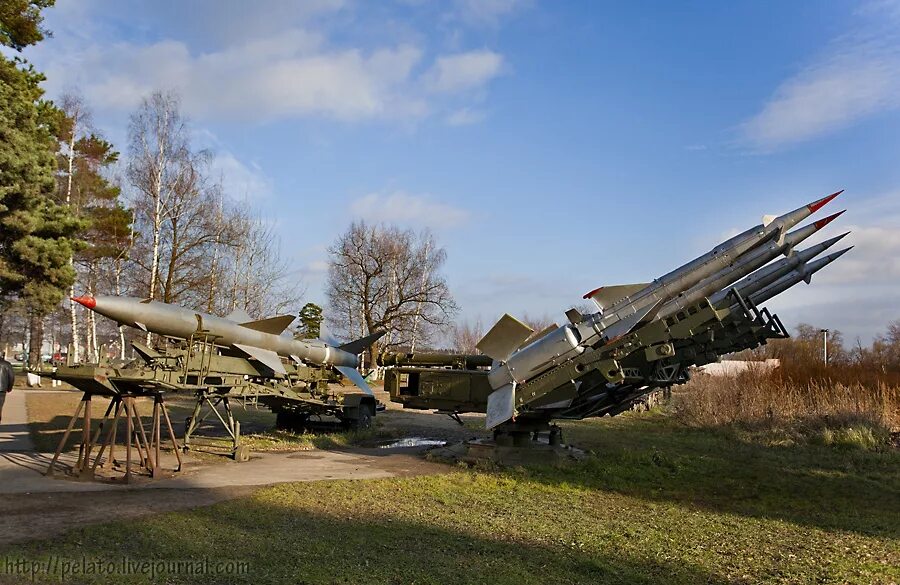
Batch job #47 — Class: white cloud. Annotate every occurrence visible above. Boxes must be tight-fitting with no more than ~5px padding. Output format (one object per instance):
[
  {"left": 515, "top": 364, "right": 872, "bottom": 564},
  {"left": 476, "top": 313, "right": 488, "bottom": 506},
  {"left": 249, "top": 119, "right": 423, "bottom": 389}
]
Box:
[
  {"left": 29, "top": 3, "right": 507, "bottom": 126},
  {"left": 446, "top": 107, "right": 486, "bottom": 125},
  {"left": 37, "top": 31, "right": 432, "bottom": 122},
  {"left": 740, "top": 5, "right": 900, "bottom": 150},
  {"left": 454, "top": 0, "right": 528, "bottom": 26},
  {"left": 424, "top": 50, "right": 504, "bottom": 93},
  {"left": 350, "top": 191, "right": 471, "bottom": 229},
  {"left": 209, "top": 152, "right": 273, "bottom": 200},
  {"left": 814, "top": 191, "right": 900, "bottom": 285}
]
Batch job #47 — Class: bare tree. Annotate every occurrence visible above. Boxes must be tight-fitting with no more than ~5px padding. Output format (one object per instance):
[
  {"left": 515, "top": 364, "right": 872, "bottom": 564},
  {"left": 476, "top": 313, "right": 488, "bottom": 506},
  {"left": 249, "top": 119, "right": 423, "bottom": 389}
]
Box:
[
  {"left": 452, "top": 318, "right": 484, "bottom": 353},
  {"left": 58, "top": 93, "right": 90, "bottom": 362},
  {"left": 326, "top": 221, "right": 458, "bottom": 355},
  {"left": 520, "top": 313, "right": 555, "bottom": 333},
  {"left": 218, "top": 205, "right": 304, "bottom": 318},
  {"left": 126, "top": 91, "right": 191, "bottom": 309}
]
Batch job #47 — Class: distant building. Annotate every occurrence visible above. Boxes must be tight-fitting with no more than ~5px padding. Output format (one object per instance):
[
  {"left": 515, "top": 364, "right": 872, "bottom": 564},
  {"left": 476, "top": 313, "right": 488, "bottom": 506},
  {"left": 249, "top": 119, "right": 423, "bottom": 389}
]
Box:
[{"left": 695, "top": 359, "right": 780, "bottom": 377}]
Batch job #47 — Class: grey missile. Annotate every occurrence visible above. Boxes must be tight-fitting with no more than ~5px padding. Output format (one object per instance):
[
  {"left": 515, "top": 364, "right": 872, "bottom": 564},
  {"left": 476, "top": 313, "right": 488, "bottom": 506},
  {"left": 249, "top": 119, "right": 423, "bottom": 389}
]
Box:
[
  {"left": 479, "top": 193, "right": 844, "bottom": 427},
  {"left": 72, "top": 295, "right": 383, "bottom": 394},
  {"left": 709, "top": 230, "right": 851, "bottom": 309},
  {"left": 589, "top": 190, "right": 844, "bottom": 323},
  {"left": 746, "top": 247, "right": 853, "bottom": 306},
  {"left": 658, "top": 210, "right": 845, "bottom": 320}
]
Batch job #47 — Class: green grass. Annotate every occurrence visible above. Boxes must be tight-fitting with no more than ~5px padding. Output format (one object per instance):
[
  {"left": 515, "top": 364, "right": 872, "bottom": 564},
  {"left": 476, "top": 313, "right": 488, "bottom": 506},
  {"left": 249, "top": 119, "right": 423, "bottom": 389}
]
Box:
[{"left": 2, "top": 411, "right": 897, "bottom": 584}]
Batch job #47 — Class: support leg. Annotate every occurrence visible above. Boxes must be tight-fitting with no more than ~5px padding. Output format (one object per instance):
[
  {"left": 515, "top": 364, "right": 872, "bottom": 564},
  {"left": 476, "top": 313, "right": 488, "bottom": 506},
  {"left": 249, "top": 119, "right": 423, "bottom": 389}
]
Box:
[{"left": 46, "top": 398, "right": 85, "bottom": 476}]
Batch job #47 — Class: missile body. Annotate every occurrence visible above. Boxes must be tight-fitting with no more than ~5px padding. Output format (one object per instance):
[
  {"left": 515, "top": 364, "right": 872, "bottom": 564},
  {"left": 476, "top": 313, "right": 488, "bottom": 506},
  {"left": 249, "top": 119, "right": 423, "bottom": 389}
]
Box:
[
  {"left": 747, "top": 248, "right": 852, "bottom": 305},
  {"left": 709, "top": 231, "right": 849, "bottom": 309},
  {"left": 478, "top": 192, "right": 845, "bottom": 427},
  {"left": 594, "top": 191, "right": 843, "bottom": 325},
  {"left": 658, "top": 212, "right": 843, "bottom": 320},
  {"left": 72, "top": 296, "right": 381, "bottom": 391},
  {"left": 482, "top": 192, "right": 843, "bottom": 395}
]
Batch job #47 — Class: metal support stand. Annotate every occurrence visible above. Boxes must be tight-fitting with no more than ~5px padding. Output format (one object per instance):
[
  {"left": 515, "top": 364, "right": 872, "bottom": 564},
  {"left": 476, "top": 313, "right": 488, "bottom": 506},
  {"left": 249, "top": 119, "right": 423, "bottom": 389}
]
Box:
[
  {"left": 183, "top": 391, "right": 247, "bottom": 461},
  {"left": 46, "top": 392, "right": 182, "bottom": 482}
]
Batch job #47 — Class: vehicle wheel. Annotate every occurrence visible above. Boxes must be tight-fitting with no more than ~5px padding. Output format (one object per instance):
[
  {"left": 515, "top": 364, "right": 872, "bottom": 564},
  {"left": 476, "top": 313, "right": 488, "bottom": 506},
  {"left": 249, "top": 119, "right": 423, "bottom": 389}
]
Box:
[{"left": 354, "top": 404, "right": 374, "bottom": 430}]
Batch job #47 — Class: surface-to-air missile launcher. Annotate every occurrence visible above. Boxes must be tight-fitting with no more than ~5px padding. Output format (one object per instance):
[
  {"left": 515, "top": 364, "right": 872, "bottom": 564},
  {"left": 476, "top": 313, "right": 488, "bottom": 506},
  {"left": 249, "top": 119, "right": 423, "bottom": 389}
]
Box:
[
  {"left": 50, "top": 334, "right": 379, "bottom": 467},
  {"left": 50, "top": 296, "right": 386, "bottom": 474},
  {"left": 380, "top": 192, "right": 853, "bottom": 448}
]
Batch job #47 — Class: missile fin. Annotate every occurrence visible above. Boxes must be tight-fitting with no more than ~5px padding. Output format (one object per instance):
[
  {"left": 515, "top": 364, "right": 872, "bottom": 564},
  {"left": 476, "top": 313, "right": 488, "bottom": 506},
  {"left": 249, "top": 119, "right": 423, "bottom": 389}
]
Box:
[
  {"left": 239, "top": 315, "right": 296, "bottom": 334},
  {"left": 583, "top": 283, "right": 650, "bottom": 311},
  {"left": 134, "top": 322, "right": 148, "bottom": 332},
  {"left": 233, "top": 343, "right": 287, "bottom": 374},
  {"left": 225, "top": 307, "right": 253, "bottom": 322},
  {"left": 131, "top": 342, "right": 161, "bottom": 362},
  {"left": 339, "top": 330, "right": 386, "bottom": 356},
  {"left": 762, "top": 214, "right": 777, "bottom": 226},
  {"left": 521, "top": 324, "right": 558, "bottom": 349},
  {"left": 476, "top": 314, "right": 534, "bottom": 362},
  {"left": 335, "top": 365, "right": 374, "bottom": 396},
  {"left": 602, "top": 299, "right": 664, "bottom": 340},
  {"left": 485, "top": 383, "right": 516, "bottom": 429}
]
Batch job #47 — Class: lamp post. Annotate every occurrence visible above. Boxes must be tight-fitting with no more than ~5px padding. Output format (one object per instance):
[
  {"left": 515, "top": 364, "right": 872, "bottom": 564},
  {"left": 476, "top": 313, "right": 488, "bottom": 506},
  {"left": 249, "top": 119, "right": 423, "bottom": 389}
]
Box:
[{"left": 820, "top": 328, "right": 829, "bottom": 366}]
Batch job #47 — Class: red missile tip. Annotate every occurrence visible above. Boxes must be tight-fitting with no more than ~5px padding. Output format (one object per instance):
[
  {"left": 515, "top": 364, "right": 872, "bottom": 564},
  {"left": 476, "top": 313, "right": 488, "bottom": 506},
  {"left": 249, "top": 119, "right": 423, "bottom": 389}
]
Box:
[
  {"left": 583, "top": 286, "right": 604, "bottom": 300},
  {"left": 807, "top": 190, "right": 843, "bottom": 214},
  {"left": 71, "top": 296, "right": 96, "bottom": 309},
  {"left": 813, "top": 209, "right": 846, "bottom": 230}
]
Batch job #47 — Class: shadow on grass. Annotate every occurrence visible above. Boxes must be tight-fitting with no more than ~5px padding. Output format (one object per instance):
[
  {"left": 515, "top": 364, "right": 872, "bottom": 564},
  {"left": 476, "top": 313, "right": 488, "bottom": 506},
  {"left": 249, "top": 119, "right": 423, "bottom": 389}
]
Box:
[
  {"left": 2, "top": 492, "right": 731, "bottom": 585},
  {"left": 519, "top": 413, "right": 900, "bottom": 540}
]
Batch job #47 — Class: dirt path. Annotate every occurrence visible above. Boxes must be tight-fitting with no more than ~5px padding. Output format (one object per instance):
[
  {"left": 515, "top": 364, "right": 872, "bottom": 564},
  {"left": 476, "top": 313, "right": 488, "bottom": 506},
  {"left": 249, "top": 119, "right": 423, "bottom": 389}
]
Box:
[{"left": 0, "top": 387, "right": 476, "bottom": 545}]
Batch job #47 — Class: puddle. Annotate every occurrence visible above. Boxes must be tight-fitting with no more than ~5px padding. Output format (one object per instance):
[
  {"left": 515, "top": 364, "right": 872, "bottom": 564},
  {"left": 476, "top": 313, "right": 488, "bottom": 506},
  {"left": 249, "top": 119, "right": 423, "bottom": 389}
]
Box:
[{"left": 378, "top": 437, "right": 447, "bottom": 449}]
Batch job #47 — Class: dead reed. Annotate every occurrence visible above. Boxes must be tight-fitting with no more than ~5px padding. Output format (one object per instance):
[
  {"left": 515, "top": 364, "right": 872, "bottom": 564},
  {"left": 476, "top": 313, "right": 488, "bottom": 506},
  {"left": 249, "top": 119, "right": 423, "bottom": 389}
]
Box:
[{"left": 672, "top": 364, "right": 900, "bottom": 448}]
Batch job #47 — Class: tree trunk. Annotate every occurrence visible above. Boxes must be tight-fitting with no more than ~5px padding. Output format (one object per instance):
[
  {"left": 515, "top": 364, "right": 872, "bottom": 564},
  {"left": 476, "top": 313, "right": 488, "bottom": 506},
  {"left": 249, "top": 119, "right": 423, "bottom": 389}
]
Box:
[
  {"left": 115, "top": 256, "right": 127, "bottom": 359},
  {"left": 409, "top": 239, "right": 431, "bottom": 353},
  {"left": 87, "top": 270, "right": 98, "bottom": 361},
  {"left": 66, "top": 109, "right": 81, "bottom": 362},
  {"left": 28, "top": 313, "right": 44, "bottom": 369}
]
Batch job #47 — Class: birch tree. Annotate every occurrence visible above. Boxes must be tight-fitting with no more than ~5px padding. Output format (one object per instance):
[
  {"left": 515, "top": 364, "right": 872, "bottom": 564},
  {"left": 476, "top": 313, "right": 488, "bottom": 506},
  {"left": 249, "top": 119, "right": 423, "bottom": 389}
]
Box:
[{"left": 126, "top": 91, "right": 190, "bottom": 306}]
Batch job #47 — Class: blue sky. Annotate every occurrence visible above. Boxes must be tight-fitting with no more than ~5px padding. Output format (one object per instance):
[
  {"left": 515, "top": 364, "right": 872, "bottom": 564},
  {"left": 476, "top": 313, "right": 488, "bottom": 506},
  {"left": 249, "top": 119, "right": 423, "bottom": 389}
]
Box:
[{"left": 18, "top": 0, "right": 900, "bottom": 344}]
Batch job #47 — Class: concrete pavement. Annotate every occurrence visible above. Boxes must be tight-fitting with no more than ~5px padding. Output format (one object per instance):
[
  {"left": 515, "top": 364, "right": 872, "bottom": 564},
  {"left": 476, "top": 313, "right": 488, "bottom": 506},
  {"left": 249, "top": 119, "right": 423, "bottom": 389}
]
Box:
[{"left": 0, "top": 390, "right": 35, "bottom": 452}]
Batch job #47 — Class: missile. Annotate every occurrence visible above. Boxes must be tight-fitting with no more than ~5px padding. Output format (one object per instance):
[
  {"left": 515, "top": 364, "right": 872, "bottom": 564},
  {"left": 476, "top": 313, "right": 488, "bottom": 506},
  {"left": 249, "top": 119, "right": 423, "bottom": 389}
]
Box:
[
  {"left": 477, "top": 192, "right": 844, "bottom": 428},
  {"left": 747, "top": 247, "right": 853, "bottom": 305},
  {"left": 71, "top": 295, "right": 383, "bottom": 394},
  {"left": 658, "top": 211, "right": 845, "bottom": 319},
  {"left": 710, "top": 230, "right": 850, "bottom": 309},
  {"left": 588, "top": 190, "right": 843, "bottom": 323}
]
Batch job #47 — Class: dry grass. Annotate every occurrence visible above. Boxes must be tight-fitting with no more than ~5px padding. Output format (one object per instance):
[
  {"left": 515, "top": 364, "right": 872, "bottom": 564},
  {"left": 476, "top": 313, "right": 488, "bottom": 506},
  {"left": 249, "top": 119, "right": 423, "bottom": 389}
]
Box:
[{"left": 673, "top": 365, "right": 900, "bottom": 449}]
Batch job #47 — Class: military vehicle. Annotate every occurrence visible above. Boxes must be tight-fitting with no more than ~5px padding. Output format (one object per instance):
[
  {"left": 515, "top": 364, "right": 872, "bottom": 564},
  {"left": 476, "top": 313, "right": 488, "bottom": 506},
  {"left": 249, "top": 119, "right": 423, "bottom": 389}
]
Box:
[
  {"left": 49, "top": 334, "right": 379, "bottom": 470},
  {"left": 380, "top": 192, "right": 851, "bottom": 447},
  {"left": 72, "top": 295, "right": 383, "bottom": 393}
]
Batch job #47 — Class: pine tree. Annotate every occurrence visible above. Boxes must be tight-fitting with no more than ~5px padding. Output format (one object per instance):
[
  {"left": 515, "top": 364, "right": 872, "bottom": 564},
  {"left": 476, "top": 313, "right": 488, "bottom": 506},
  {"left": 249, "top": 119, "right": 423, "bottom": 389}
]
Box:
[
  {"left": 0, "top": 0, "right": 54, "bottom": 51},
  {"left": 297, "top": 302, "right": 324, "bottom": 339},
  {"left": 54, "top": 120, "right": 130, "bottom": 361},
  {"left": 0, "top": 57, "right": 84, "bottom": 366}
]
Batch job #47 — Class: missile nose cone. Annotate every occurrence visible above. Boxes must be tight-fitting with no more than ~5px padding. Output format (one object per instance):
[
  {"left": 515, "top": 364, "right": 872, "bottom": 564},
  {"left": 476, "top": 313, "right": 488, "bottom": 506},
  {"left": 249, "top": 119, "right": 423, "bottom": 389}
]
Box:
[
  {"left": 72, "top": 295, "right": 96, "bottom": 309},
  {"left": 806, "top": 190, "right": 843, "bottom": 214},
  {"left": 813, "top": 209, "right": 846, "bottom": 230},
  {"left": 833, "top": 245, "right": 854, "bottom": 258}
]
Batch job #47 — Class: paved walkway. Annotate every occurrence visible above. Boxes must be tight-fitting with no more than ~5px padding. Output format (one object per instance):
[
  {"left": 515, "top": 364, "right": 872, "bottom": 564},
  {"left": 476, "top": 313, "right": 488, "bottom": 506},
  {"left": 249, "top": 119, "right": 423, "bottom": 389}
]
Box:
[{"left": 0, "top": 390, "right": 35, "bottom": 452}]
